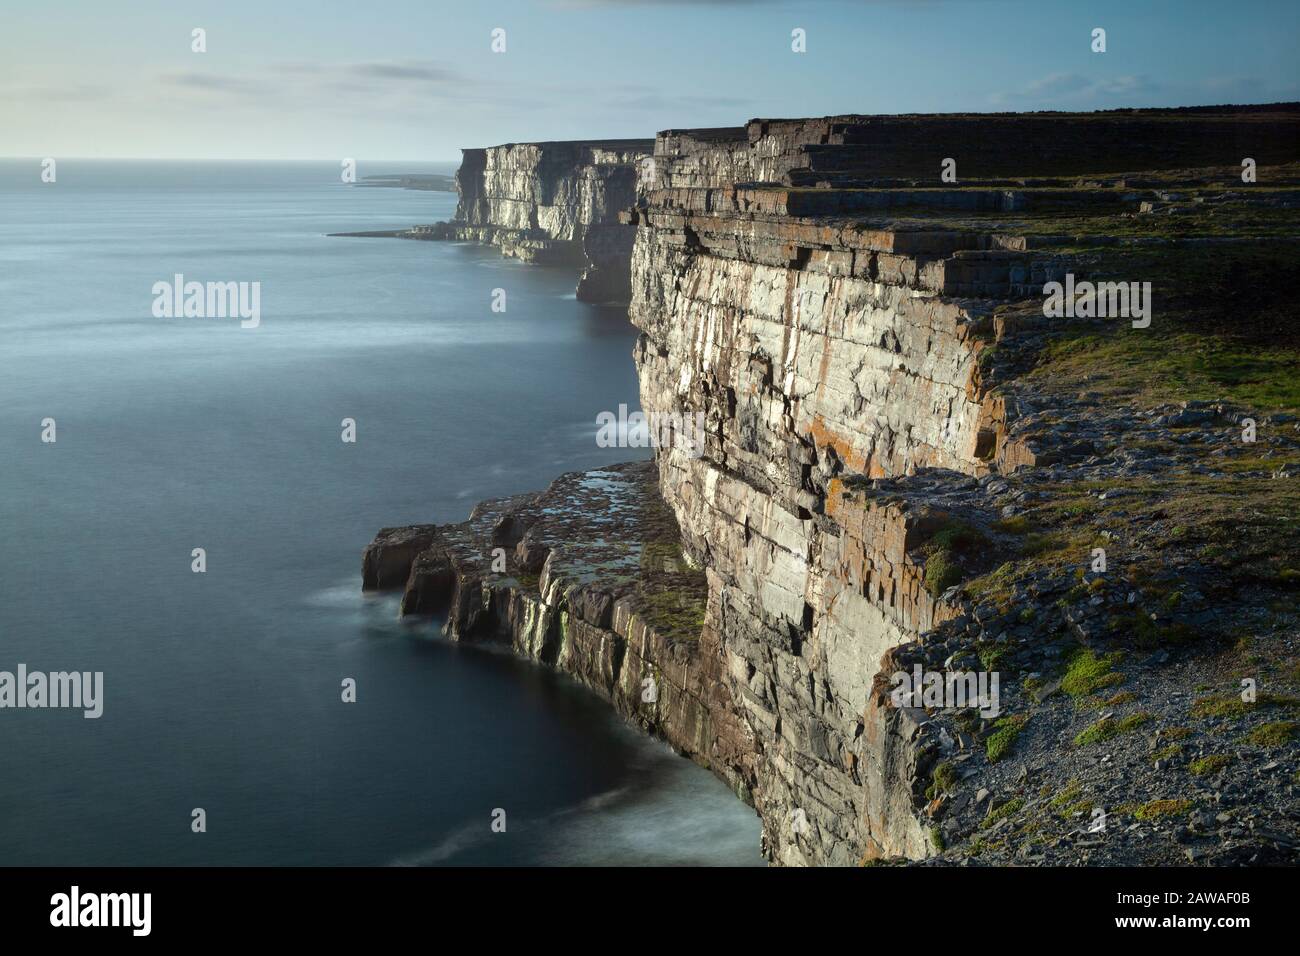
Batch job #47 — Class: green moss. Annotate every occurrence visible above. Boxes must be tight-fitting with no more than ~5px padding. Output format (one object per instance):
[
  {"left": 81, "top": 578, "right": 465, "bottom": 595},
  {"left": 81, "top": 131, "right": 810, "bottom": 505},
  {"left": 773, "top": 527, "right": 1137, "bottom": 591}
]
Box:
[
  {"left": 924, "top": 550, "right": 963, "bottom": 597},
  {"left": 928, "top": 826, "right": 945, "bottom": 853},
  {"left": 980, "top": 797, "right": 1026, "bottom": 829},
  {"left": 964, "top": 560, "right": 1019, "bottom": 606},
  {"left": 1074, "top": 712, "right": 1151, "bottom": 747},
  {"left": 1152, "top": 744, "right": 1184, "bottom": 761},
  {"left": 930, "top": 520, "right": 986, "bottom": 552},
  {"left": 1134, "top": 799, "right": 1193, "bottom": 822},
  {"left": 1060, "top": 648, "right": 1126, "bottom": 698},
  {"left": 636, "top": 587, "right": 706, "bottom": 640},
  {"left": 986, "top": 713, "right": 1028, "bottom": 762},
  {"left": 1048, "top": 780, "right": 1083, "bottom": 813},
  {"left": 921, "top": 519, "right": 990, "bottom": 597},
  {"left": 926, "top": 761, "right": 958, "bottom": 801},
  {"left": 1245, "top": 721, "right": 1298, "bottom": 747},
  {"left": 1189, "top": 754, "right": 1232, "bottom": 776},
  {"left": 976, "top": 641, "right": 1007, "bottom": 671},
  {"left": 1191, "top": 692, "right": 1300, "bottom": 719}
]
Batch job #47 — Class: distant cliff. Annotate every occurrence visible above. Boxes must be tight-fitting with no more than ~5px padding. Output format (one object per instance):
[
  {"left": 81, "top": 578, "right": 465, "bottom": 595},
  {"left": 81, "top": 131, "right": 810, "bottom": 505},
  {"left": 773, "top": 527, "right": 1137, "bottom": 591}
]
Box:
[{"left": 427, "top": 139, "right": 652, "bottom": 304}]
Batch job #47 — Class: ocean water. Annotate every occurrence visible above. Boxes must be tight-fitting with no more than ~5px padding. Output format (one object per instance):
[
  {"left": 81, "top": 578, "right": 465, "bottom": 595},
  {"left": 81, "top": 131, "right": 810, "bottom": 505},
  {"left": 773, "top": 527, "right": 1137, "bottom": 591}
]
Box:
[{"left": 0, "top": 159, "right": 761, "bottom": 866}]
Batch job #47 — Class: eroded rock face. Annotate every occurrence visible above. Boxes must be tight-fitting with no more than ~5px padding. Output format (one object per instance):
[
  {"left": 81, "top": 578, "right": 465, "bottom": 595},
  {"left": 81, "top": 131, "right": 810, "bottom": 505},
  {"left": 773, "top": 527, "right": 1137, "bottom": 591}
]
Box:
[
  {"left": 434, "top": 140, "right": 653, "bottom": 303},
  {"left": 369, "top": 105, "right": 1300, "bottom": 867},
  {"left": 629, "top": 130, "right": 1007, "bottom": 865},
  {"left": 625, "top": 106, "right": 1300, "bottom": 865},
  {"left": 362, "top": 462, "right": 758, "bottom": 801}
]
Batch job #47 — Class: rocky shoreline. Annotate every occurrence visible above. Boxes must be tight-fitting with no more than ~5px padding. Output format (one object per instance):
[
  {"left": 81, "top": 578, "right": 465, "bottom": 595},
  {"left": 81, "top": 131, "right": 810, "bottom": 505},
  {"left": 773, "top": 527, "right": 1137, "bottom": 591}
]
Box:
[{"left": 362, "top": 104, "right": 1300, "bottom": 866}]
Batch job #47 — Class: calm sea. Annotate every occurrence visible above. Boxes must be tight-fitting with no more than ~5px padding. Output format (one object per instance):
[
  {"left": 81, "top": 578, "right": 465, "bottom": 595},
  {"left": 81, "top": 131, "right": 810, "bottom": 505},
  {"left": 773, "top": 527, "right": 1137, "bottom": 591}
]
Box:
[{"left": 0, "top": 159, "right": 760, "bottom": 865}]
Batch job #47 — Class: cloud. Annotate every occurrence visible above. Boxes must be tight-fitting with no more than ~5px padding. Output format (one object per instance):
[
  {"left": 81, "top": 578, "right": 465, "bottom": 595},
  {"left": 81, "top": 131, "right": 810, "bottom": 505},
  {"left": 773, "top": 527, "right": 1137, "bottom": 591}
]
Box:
[
  {"left": 990, "top": 72, "right": 1161, "bottom": 108},
  {"left": 348, "top": 62, "right": 463, "bottom": 84},
  {"left": 159, "top": 72, "right": 269, "bottom": 95},
  {"left": 601, "top": 86, "right": 752, "bottom": 111}
]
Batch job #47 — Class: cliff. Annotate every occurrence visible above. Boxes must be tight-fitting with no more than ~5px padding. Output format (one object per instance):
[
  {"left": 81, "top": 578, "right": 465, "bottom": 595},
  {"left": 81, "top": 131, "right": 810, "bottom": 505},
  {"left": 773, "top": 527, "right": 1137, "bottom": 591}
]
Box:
[
  {"left": 425, "top": 139, "right": 652, "bottom": 304},
  {"left": 366, "top": 104, "right": 1300, "bottom": 866}
]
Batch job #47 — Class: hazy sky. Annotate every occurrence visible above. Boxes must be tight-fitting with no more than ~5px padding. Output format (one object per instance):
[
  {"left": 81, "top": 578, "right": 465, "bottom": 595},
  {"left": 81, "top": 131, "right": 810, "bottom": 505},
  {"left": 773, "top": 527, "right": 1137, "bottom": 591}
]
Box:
[{"left": 3, "top": 0, "right": 1297, "bottom": 159}]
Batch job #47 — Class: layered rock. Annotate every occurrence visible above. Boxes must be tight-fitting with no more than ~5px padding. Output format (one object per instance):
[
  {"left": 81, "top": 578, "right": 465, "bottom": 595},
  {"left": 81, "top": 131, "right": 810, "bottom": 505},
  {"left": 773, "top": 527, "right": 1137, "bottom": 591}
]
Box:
[
  {"left": 367, "top": 104, "right": 1300, "bottom": 867},
  {"left": 625, "top": 105, "right": 1300, "bottom": 865},
  {"left": 363, "top": 462, "right": 758, "bottom": 800},
  {"left": 429, "top": 139, "right": 652, "bottom": 303}
]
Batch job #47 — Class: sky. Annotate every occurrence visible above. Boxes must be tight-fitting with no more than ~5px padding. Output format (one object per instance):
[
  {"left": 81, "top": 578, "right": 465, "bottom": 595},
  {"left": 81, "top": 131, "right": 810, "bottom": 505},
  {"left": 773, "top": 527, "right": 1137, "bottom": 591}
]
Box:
[{"left": 2, "top": 0, "right": 1297, "bottom": 160}]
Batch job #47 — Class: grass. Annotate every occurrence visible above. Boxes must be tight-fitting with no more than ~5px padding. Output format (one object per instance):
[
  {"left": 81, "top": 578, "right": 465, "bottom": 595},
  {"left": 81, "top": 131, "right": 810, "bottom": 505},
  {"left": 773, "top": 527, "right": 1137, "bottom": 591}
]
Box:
[
  {"left": 1191, "top": 692, "right": 1300, "bottom": 719},
  {"left": 980, "top": 797, "right": 1026, "bottom": 829},
  {"left": 921, "top": 519, "right": 989, "bottom": 597},
  {"left": 928, "top": 826, "right": 945, "bottom": 853},
  {"left": 925, "top": 761, "right": 958, "bottom": 801},
  {"left": 1048, "top": 780, "right": 1095, "bottom": 818},
  {"left": 986, "top": 714, "right": 1028, "bottom": 762},
  {"left": 1245, "top": 721, "right": 1298, "bottom": 747},
  {"left": 993, "top": 514, "right": 1034, "bottom": 535},
  {"left": 1189, "top": 754, "right": 1232, "bottom": 776},
  {"left": 924, "top": 550, "right": 963, "bottom": 597},
  {"left": 1074, "top": 712, "right": 1151, "bottom": 747},
  {"left": 1060, "top": 648, "right": 1126, "bottom": 698},
  {"left": 1134, "top": 798, "right": 1193, "bottom": 822},
  {"left": 1023, "top": 240, "right": 1300, "bottom": 413}
]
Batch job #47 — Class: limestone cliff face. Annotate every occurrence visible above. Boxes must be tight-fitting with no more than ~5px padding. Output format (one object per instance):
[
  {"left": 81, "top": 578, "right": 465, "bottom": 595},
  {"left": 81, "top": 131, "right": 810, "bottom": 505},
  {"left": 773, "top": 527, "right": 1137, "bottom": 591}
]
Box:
[
  {"left": 437, "top": 139, "right": 652, "bottom": 303},
  {"left": 624, "top": 108, "right": 1300, "bottom": 865},
  {"left": 369, "top": 105, "right": 1300, "bottom": 867},
  {"left": 628, "top": 124, "right": 996, "bottom": 863}
]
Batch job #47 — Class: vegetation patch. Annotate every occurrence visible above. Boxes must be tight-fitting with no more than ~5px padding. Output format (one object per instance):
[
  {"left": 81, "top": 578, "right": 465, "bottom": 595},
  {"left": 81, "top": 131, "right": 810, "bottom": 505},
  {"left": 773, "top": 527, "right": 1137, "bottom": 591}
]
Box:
[
  {"left": 980, "top": 797, "right": 1026, "bottom": 829},
  {"left": 1134, "top": 798, "right": 1193, "bottom": 822},
  {"left": 1191, "top": 692, "right": 1300, "bottom": 719},
  {"left": 1245, "top": 721, "right": 1298, "bottom": 747},
  {"left": 986, "top": 713, "right": 1029, "bottom": 762},
  {"left": 928, "top": 826, "right": 945, "bottom": 853},
  {"left": 1189, "top": 754, "right": 1232, "bottom": 776},
  {"left": 1060, "top": 648, "right": 1126, "bottom": 698},
  {"left": 1074, "top": 712, "right": 1151, "bottom": 747},
  {"left": 924, "top": 550, "right": 963, "bottom": 597},
  {"left": 925, "top": 761, "right": 958, "bottom": 801},
  {"left": 636, "top": 587, "right": 706, "bottom": 640},
  {"left": 921, "top": 519, "right": 989, "bottom": 597}
]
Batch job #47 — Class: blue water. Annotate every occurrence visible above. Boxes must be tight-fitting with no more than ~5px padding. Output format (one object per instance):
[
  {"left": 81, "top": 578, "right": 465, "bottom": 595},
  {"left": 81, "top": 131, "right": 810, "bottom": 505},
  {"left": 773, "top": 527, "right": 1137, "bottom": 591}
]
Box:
[{"left": 0, "top": 159, "right": 760, "bottom": 866}]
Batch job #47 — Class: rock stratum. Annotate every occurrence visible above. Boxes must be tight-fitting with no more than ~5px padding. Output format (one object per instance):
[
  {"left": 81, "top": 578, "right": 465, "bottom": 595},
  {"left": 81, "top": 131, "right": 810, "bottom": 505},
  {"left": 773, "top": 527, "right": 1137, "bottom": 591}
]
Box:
[{"left": 365, "top": 105, "right": 1300, "bottom": 866}]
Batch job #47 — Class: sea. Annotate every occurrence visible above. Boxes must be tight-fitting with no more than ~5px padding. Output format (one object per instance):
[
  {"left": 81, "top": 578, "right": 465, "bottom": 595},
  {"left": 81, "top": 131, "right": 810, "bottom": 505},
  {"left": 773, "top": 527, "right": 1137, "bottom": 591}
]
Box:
[{"left": 0, "top": 158, "right": 761, "bottom": 866}]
